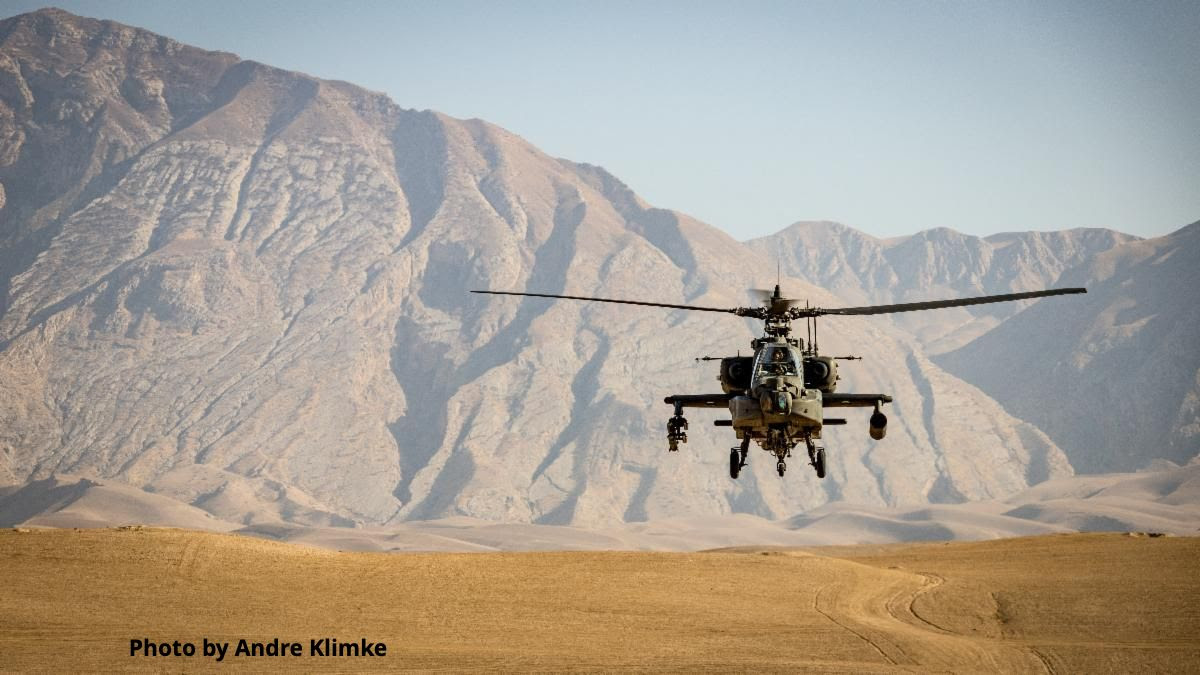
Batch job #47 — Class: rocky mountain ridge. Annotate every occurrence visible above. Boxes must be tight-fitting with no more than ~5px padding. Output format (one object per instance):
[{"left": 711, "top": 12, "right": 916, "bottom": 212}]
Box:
[{"left": 748, "top": 221, "right": 1136, "bottom": 352}]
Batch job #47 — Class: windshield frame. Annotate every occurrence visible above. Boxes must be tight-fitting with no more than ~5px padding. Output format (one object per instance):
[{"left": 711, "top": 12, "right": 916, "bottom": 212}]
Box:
[{"left": 752, "top": 343, "right": 800, "bottom": 380}]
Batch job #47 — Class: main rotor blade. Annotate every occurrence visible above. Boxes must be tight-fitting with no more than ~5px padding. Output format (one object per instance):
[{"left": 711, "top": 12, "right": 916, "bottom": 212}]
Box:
[
  {"left": 471, "top": 290, "right": 738, "bottom": 314},
  {"left": 818, "top": 287, "right": 1087, "bottom": 316},
  {"left": 749, "top": 288, "right": 781, "bottom": 302}
]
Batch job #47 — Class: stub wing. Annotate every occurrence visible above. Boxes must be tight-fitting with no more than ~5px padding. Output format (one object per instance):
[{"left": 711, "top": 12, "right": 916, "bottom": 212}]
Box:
[
  {"left": 822, "top": 393, "right": 893, "bottom": 408},
  {"left": 664, "top": 394, "right": 734, "bottom": 408}
]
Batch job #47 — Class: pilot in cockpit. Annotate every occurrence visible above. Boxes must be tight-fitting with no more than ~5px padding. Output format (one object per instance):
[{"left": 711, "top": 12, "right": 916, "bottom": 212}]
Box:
[{"left": 763, "top": 347, "right": 797, "bottom": 376}]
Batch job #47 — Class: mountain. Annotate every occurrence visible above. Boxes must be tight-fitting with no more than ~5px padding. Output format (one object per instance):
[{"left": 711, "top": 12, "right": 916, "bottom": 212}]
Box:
[
  {"left": 748, "top": 221, "right": 1135, "bottom": 353},
  {"left": 0, "top": 9, "right": 1071, "bottom": 528},
  {"left": 938, "top": 221, "right": 1200, "bottom": 473}
]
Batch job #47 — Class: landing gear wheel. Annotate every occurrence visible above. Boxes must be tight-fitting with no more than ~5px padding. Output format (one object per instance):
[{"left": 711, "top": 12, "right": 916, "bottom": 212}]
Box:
[
  {"left": 813, "top": 447, "right": 826, "bottom": 479},
  {"left": 776, "top": 460, "right": 786, "bottom": 477},
  {"left": 729, "top": 448, "right": 741, "bottom": 479}
]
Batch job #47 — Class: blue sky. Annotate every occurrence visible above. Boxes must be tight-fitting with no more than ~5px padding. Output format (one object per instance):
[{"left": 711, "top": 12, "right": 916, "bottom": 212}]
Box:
[{"left": 5, "top": 1, "right": 1198, "bottom": 239}]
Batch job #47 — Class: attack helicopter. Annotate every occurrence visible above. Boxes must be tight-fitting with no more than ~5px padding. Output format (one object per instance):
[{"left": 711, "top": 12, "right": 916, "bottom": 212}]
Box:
[{"left": 470, "top": 285, "right": 1086, "bottom": 479}]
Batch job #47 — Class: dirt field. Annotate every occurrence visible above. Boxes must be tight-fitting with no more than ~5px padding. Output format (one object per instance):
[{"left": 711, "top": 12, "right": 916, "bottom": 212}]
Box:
[{"left": 0, "top": 528, "right": 1196, "bottom": 672}]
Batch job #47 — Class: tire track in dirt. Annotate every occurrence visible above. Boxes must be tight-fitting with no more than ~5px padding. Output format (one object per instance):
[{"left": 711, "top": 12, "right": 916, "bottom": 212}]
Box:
[
  {"left": 811, "top": 558, "right": 1048, "bottom": 672},
  {"left": 812, "top": 585, "right": 902, "bottom": 666},
  {"left": 886, "top": 572, "right": 954, "bottom": 634},
  {"left": 1029, "top": 647, "right": 1059, "bottom": 675},
  {"left": 896, "top": 571, "right": 1055, "bottom": 673},
  {"left": 171, "top": 533, "right": 214, "bottom": 580}
]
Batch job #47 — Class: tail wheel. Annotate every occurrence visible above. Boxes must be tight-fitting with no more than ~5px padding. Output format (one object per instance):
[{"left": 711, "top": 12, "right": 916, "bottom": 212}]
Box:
[
  {"left": 729, "top": 448, "right": 741, "bottom": 479},
  {"left": 813, "top": 447, "right": 826, "bottom": 479}
]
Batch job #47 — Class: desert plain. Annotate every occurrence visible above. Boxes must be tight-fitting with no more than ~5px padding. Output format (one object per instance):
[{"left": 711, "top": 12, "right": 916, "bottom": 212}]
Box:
[{"left": 1, "top": 528, "right": 1196, "bottom": 672}]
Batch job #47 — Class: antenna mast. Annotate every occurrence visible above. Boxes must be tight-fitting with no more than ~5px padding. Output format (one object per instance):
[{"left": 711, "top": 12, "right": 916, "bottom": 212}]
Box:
[{"left": 805, "top": 303, "right": 813, "bottom": 355}]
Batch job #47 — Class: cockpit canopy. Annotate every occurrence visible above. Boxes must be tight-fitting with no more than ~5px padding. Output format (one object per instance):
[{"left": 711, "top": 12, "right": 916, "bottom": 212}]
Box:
[{"left": 752, "top": 343, "right": 800, "bottom": 380}]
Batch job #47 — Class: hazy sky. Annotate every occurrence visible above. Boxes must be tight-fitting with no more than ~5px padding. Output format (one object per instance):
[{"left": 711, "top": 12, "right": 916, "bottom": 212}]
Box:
[{"left": 6, "top": 1, "right": 1199, "bottom": 239}]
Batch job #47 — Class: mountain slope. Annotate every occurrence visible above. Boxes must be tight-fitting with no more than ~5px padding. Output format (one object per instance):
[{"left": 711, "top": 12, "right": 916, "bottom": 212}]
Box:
[
  {"left": 0, "top": 474, "right": 239, "bottom": 530},
  {"left": 938, "top": 221, "right": 1200, "bottom": 472},
  {"left": 0, "top": 9, "right": 1070, "bottom": 526}
]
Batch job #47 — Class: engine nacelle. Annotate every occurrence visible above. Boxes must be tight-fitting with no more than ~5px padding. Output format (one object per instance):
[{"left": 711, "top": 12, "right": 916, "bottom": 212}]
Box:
[
  {"left": 803, "top": 356, "right": 838, "bottom": 392},
  {"left": 719, "top": 356, "right": 753, "bottom": 394},
  {"left": 869, "top": 411, "right": 887, "bottom": 440}
]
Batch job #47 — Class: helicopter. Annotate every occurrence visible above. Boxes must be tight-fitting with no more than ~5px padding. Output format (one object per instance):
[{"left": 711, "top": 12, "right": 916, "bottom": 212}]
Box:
[{"left": 470, "top": 285, "right": 1086, "bottom": 479}]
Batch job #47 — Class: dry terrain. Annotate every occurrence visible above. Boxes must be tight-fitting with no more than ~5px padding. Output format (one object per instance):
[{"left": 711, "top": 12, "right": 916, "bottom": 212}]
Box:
[{"left": 1, "top": 528, "right": 1196, "bottom": 672}]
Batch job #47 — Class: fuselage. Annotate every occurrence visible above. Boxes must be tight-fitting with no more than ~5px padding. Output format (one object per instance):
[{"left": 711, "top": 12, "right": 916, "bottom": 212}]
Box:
[{"left": 729, "top": 340, "right": 823, "bottom": 437}]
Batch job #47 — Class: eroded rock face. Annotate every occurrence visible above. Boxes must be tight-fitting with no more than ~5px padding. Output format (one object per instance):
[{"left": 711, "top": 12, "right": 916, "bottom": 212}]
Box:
[
  {"left": 938, "top": 221, "right": 1200, "bottom": 474},
  {"left": 0, "top": 9, "right": 1073, "bottom": 526},
  {"left": 748, "top": 221, "right": 1135, "bottom": 353}
]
